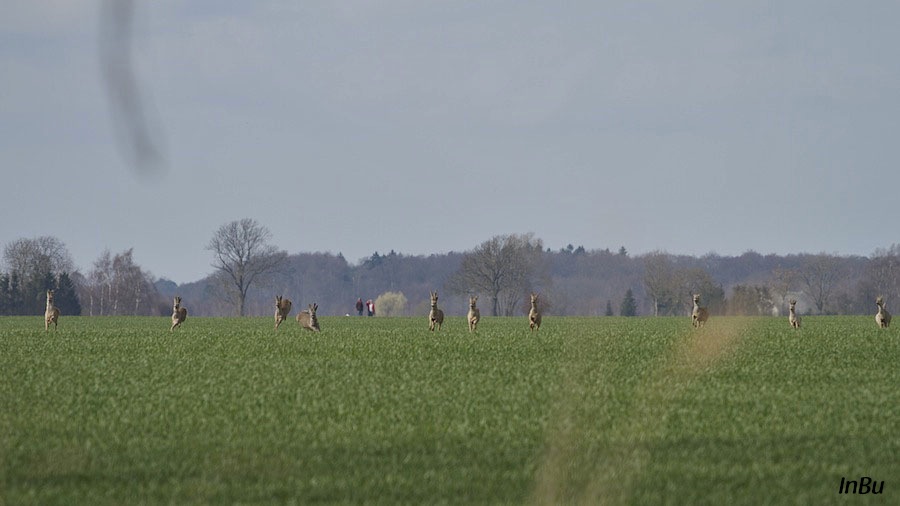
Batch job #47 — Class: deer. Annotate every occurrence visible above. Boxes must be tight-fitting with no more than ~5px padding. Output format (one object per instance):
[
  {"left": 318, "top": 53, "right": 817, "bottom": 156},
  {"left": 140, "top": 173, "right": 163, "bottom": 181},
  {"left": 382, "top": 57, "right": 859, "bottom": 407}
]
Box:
[
  {"left": 467, "top": 296, "right": 480, "bottom": 333},
  {"left": 171, "top": 296, "right": 187, "bottom": 331},
  {"left": 45, "top": 289, "right": 60, "bottom": 331},
  {"left": 691, "top": 294, "right": 709, "bottom": 328},
  {"left": 428, "top": 291, "right": 444, "bottom": 331},
  {"left": 275, "top": 295, "right": 293, "bottom": 331},
  {"left": 297, "top": 303, "right": 321, "bottom": 332},
  {"left": 529, "top": 293, "right": 542, "bottom": 332},
  {"left": 788, "top": 299, "right": 801, "bottom": 329},
  {"left": 876, "top": 296, "right": 892, "bottom": 329}
]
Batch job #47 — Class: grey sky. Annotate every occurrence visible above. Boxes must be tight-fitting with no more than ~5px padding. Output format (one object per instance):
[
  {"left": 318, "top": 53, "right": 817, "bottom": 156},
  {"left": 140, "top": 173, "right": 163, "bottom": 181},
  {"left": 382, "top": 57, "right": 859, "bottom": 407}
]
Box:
[{"left": 2, "top": 1, "right": 899, "bottom": 284}]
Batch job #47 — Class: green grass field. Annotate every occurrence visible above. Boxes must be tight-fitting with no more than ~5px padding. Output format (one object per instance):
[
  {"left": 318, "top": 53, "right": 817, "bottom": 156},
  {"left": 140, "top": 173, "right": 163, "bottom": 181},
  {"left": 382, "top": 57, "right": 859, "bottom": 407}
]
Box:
[{"left": 1, "top": 315, "right": 898, "bottom": 505}]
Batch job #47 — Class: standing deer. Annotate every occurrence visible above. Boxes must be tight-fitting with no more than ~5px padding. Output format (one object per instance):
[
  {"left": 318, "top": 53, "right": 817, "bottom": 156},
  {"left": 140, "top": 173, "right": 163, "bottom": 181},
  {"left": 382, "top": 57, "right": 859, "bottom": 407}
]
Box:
[
  {"left": 876, "top": 296, "right": 892, "bottom": 328},
  {"left": 467, "top": 296, "right": 480, "bottom": 333},
  {"left": 45, "top": 289, "right": 60, "bottom": 331},
  {"left": 171, "top": 296, "right": 187, "bottom": 331},
  {"left": 275, "top": 295, "right": 293, "bottom": 331},
  {"left": 428, "top": 291, "right": 444, "bottom": 331},
  {"left": 529, "top": 293, "right": 542, "bottom": 332},
  {"left": 788, "top": 299, "right": 801, "bottom": 329},
  {"left": 691, "top": 294, "right": 709, "bottom": 328},
  {"left": 297, "top": 303, "right": 321, "bottom": 332}
]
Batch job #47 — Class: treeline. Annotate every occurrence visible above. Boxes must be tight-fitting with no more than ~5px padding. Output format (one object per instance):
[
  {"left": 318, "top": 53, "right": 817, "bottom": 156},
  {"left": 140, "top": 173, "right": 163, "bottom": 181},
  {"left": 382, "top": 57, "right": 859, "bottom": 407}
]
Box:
[
  {"left": 165, "top": 250, "right": 464, "bottom": 317},
  {"left": 4, "top": 232, "right": 900, "bottom": 319},
  {"left": 0, "top": 237, "right": 81, "bottom": 316},
  {"left": 169, "top": 242, "right": 896, "bottom": 318},
  {"left": 0, "top": 237, "right": 167, "bottom": 317}
]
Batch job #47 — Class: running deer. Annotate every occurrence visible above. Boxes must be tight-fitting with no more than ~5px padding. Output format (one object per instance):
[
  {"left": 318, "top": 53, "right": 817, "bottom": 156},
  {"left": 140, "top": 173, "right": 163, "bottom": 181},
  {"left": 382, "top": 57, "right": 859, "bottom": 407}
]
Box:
[
  {"left": 429, "top": 291, "right": 444, "bottom": 331},
  {"left": 789, "top": 299, "right": 801, "bottom": 329},
  {"left": 529, "top": 293, "right": 542, "bottom": 332},
  {"left": 297, "top": 303, "right": 321, "bottom": 332},
  {"left": 876, "top": 296, "right": 891, "bottom": 328},
  {"left": 275, "top": 295, "right": 293, "bottom": 331},
  {"left": 691, "top": 294, "right": 709, "bottom": 328},
  {"left": 171, "top": 296, "right": 187, "bottom": 331},
  {"left": 45, "top": 289, "right": 60, "bottom": 331},
  {"left": 467, "top": 296, "right": 480, "bottom": 332}
]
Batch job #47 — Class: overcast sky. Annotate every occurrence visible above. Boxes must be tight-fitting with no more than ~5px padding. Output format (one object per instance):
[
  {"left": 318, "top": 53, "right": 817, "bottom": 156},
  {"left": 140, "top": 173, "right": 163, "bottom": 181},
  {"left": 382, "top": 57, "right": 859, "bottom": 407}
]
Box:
[{"left": 2, "top": 1, "right": 899, "bottom": 284}]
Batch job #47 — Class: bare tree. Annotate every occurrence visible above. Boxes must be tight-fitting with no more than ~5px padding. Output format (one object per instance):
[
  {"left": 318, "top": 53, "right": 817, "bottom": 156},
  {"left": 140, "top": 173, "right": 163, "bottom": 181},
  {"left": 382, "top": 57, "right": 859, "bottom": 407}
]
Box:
[
  {"left": 642, "top": 251, "right": 678, "bottom": 316},
  {"left": 89, "top": 250, "right": 114, "bottom": 316},
  {"left": 446, "top": 233, "right": 545, "bottom": 316},
  {"left": 207, "top": 218, "right": 287, "bottom": 316},
  {"left": 769, "top": 267, "right": 797, "bottom": 312},
  {"left": 858, "top": 245, "right": 900, "bottom": 309},
  {"left": 640, "top": 252, "right": 724, "bottom": 316},
  {"left": 797, "top": 253, "right": 843, "bottom": 314},
  {"left": 85, "top": 248, "right": 161, "bottom": 315},
  {"left": 2, "top": 236, "right": 74, "bottom": 282}
]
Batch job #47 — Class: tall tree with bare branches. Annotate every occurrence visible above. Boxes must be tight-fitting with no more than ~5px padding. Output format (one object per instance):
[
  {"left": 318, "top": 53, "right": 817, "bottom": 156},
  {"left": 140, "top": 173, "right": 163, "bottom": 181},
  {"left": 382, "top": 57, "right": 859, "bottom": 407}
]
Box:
[
  {"left": 857, "top": 245, "right": 900, "bottom": 311},
  {"left": 642, "top": 251, "right": 678, "bottom": 316},
  {"left": 797, "top": 253, "right": 843, "bottom": 314},
  {"left": 2, "top": 236, "right": 74, "bottom": 284},
  {"left": 447, "top": 233, "right": 545, "bottom": 316},
  {"left": 207, "top": 218, "right": 286, "bottom": 316},
  {"left": 83, "top": 248, "right": 161, "bottom": 316},
  {"left": 769, "top": 267, "right": 797, "bottom": 312}
]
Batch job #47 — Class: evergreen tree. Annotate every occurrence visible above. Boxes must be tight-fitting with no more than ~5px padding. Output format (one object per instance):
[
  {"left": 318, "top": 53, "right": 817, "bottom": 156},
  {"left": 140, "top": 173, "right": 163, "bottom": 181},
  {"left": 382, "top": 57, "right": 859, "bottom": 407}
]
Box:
[
  {"left": 8, "top": 272, "right": 23, "bottom": 315},
  {"left": 0, "top": 272, "right": 10, "bottom": 315},
  {"left": 54, "top": 272, "right": 82, "bottom": 316},
  {"left": 605, "top": 299, "right": 614, "bottom": 316},
  {"left": 620, "top": 288, "right": 638, "bottom": 317},
  {"left": 24, "top": 270, "right": 56, "bottom": 315}
]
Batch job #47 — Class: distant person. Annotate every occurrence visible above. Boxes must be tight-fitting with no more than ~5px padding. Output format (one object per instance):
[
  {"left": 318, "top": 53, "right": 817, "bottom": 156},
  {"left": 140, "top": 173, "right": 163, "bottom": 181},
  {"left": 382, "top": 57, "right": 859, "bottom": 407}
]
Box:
[
  {"left": 366, "top": 299, "right": 375, "bottom": 317},
  {"left": 356, "top": 298, "right": 364, "bottom": 316}
]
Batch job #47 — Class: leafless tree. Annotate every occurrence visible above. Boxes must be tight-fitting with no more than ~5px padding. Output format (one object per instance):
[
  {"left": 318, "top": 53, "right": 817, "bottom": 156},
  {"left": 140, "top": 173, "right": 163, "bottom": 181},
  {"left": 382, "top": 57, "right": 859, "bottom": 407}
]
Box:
[
  {"left": 852, "top": 245, "right": 900, "bottom": 315},
  {"left": 2, "top": 236, "right": 74, "bottom": 283},
  {"left": 642, "top": 251, "right": 678, "bottom": 316},
  {"left": 447, "top": 233, "right": 545, "bottom": 316},
  {"left": 797, "top": 253, "right": 843, "bottom": 314},
  {"left": 88, "top": 250, "right": 113, "bottom": 316},
  {"left": 85, "top": 248, "right": 161, "bottom": 315},
  {"left": 864, "top": 245, "right": 900, "bottom": 304},
  {"left": 641, "top": 252, "right": 724, "bottom": 316},
  {"left": 769, "top": 267, "right": 797, "bottom": 312},
  {"left": 207, "top": 218, "right": 287, "bottom": 316}
]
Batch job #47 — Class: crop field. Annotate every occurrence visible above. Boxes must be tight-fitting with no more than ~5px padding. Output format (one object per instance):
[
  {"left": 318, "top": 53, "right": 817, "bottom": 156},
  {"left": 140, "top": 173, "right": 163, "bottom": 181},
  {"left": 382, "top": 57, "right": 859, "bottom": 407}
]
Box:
[{"left": 1, "top": 314, "right": 898, "bottom": 505}]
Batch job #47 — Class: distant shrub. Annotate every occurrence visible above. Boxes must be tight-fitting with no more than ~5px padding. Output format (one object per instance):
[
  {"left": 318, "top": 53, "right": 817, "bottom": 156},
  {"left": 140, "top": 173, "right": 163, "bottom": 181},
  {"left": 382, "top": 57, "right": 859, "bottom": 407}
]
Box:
[{"left": 374, "top": 291, "right": 407, "bottom": 317}]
